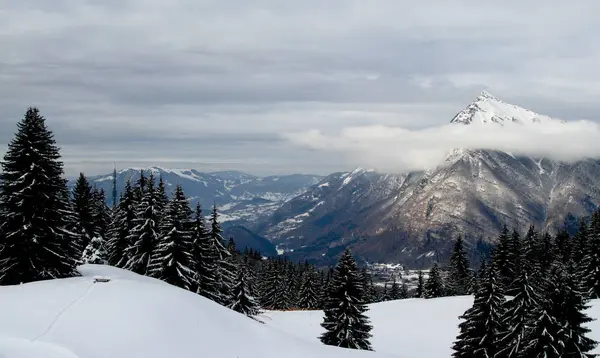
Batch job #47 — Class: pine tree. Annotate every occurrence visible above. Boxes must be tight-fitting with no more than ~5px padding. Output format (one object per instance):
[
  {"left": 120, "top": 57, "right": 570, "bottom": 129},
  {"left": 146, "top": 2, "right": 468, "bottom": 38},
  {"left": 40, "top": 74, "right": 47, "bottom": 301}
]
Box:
[
  {"left": 447, "top": 235, "right": 471, "bottom": 295},
  {"left": 495, "top": 269, "right": 541, "bottom": 358},
  {"left": 586, "top": 211, "right": 600, "bottom": 299},
  {"left": 297, "top": 268, "right": 319, "bottom": 309},
  {"left": 505, "top": 229, "right": 522, "bottom": 295},
  {"left": 0, "top": 108, "right": 78, "bottom": 284},
  {"left": 390, "top": 278, "right": 401, "bottom": 300},
  {"left": 554, "top": 229, "right": 572, "bottom": 264},
  {"left": 452, "top": 264, "right": 506, "bottom": 358},
  {"left": 71, "top": 172, "right": 94, "bottom": 258},
  {"left": 425, "top": 263, "right": 444, "bottom": 298},
  {"left": 209, "top": 205, "right": 236, "bottom": 306},
  {"left": 416, "top": 270, "right": 425, "bottom": 298},
  {"left": 82, "top": 236, "right": 107, "bottom": 264},
  {"left": 155, "top": 176, "right": 169, "bottom": 226},
  {"left": 124, "top": 172, "right": 161, "bottom": 275},
  {"left": 553, "top": 262, "right": 597, "bottom": 357},
  {"left": 492, "top": 225, "right": 516, "bottom": 290},
  {"left": 190, "top": 203, "right": 219, "bottom": 301},
  {"left": 360, "top": 268, "right": 377, "bottom": 304},
  {"left": 91, "top": 187, "right": 110, "bottom": 240},
  {"left": 400, "top": 281, "right": 409, "bottom": 299},
  {"left": 148, "top": 185, "right": 195, "bottom": 290},
  {"left": 574, "top": 218, "right": 590, "bottom": 262},
  {"left": 105, "top": 181, "right": 136, "bottom": 267},
  {"left": 320, "top": 248, "right": 372, "bottom": 350},
  {"left": 111, "top": 166, "right": 118, "bottom": 209},
  {"left": 520, "top": 306, "right": 565, "bottom": 358},
  {"left": 259, "top": 260, "right": 282, "bottom": 309},
  {"left": 230, "top": 256, "right": 260, "bottom": 317}
]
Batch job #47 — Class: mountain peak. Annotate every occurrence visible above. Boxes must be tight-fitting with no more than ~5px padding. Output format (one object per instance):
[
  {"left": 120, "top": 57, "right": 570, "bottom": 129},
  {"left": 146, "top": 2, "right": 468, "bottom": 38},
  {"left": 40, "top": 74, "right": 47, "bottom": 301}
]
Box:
[{"left": 450, "top": 91, "right": 561, "bottom": 126}]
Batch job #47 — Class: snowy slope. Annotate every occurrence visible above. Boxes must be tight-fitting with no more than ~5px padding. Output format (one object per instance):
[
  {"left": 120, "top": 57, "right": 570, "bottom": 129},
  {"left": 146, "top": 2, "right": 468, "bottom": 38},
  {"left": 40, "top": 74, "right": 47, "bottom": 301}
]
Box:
[
  {"left": 0, "top": 265, "right": 392, "bottom": 358},
  {"left": 262, "top": 296, "right": 600, "bottom": 358}
]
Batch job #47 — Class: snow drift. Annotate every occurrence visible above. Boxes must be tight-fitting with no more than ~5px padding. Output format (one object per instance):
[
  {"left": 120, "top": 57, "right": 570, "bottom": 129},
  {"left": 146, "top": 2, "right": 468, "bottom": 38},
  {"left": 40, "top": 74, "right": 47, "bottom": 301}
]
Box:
[{"left": 0, "top": 265, "right": 392, "bottom": 358}]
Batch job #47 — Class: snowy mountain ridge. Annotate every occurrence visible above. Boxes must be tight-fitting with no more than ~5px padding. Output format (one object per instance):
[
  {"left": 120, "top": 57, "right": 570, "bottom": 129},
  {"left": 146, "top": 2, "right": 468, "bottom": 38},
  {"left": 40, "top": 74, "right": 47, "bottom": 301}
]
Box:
[
  {"left": 254, "top": 93, "right": 600, "bottom": 266},
  {"left": 450, "top": 90, "right": 566, "bottom": 126}
]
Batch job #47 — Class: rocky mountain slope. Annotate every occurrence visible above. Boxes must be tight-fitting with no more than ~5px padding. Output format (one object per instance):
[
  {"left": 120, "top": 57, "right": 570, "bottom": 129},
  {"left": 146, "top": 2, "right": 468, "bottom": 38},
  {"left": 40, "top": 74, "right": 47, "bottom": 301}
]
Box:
[{"left": 256, "top": 92, "right": 600, "bottom": 267}]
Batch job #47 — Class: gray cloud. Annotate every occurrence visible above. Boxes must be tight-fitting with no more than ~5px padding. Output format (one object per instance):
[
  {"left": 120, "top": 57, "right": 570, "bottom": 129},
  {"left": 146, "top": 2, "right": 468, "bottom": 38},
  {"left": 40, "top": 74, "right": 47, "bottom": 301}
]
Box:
[{"left": 1, "top": 1, "right": 600, "bottom": 177}]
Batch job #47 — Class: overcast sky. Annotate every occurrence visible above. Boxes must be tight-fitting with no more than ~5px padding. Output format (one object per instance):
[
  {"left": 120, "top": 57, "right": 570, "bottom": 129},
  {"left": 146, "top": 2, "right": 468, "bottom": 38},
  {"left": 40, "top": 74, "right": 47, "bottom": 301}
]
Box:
[{"left": 2, "top": 1, "right": 600, "bottom": 177}]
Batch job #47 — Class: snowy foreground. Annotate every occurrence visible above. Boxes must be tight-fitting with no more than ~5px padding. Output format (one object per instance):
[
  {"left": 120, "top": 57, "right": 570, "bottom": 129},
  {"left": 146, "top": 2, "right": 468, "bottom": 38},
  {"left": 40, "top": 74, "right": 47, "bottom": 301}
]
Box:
[
  {"left": 2, "top": 266, "right": 600, "bottom": 358},
  {"left": 0, "top": 265, "right": 393, "bottom": 358}
]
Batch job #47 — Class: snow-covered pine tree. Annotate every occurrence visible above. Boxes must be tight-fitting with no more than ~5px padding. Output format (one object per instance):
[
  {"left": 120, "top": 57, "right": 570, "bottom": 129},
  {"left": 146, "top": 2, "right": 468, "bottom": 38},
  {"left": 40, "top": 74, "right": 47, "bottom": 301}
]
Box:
[
  {"left": 447, "top": 235, "right": 471, "bottom": 296},
  {"left": 209, "top": 204, "right": 237, "bottom": 306},
  {"left": 520, "top": 305, "right": 566, "bottom": 358},
  {"left": 105, "top": 181, "right": 136, "bottom": 267},
  {"left": 124, "top": 172, "right": 161, "bottom": 275},
  {"left": 320, "top": 248, "right": 372, "bottom": 350},
  {"left": 586, "top": 211, "right": 600, "bottom": 299},
  {"left": 554, "top": 229, "right": 572, "bottom": 264},
  {"left": 91, "top": 187, "right": 111, "bottom": 240},
  {"left": 133, "top": 170, "right": 146, "bottom": 204},
  {"left": 521, "top": 225, "right": 543, "bottom": 284},
  {"left": 71, "top": 173, "right": 95, "bottom": 258},
  {"left": 0, "top": 108, "right": 78, "bottom": 284},
  {"left": 552, "top": 261, "right": 597, "bottom": 357},
  {"left": 359, "top": 268, "right": 377, "bottom": 304},
  {"left": 230, "top": 256, "right": 261, "bottom": 317},
  {"left": 492, "top": 226, "right": 515, "bottom": 290},
  {"left": 82, "top": 236, "right": 107, "bottom": 264},
  {"left": 574, "top": 218, "right": 590, "bottom": 262},
  {"left": 380, "top": 282, "right": 390, "bottom": 302},
  {"left": 390, "top": 278, "right": 401, "bottom": 300},
  {"left": 400, "top": 281, "right": 409, "bottom": 299},
  {"left": 258, "top": 260, "right": 279, "bottom": 309},
  {"left": 190, "top": 203, "right": 219, "bottom": 301},
  {"left": 111, "top": 166, "right": 118, "bottom": 209},
  {"left": 297, "top": 268, "right": 319, "bottom": 309},
  {"left": 425, "top": 263, "right": 444, "bottom": 298},
  {"left": 451, "top": 263, "right": 506, "bottom": 358},
  {"left": 148, "top": 185, "right": 195, "bottom": 290},
  {"left": 155, "top": 176, "right": 169, "bottom": 226},
  {"left": 495, "top": 268, "right": 541, "bottom": 357},
  {"left": 416, "top": 270, "right": 425, "bottom": 298},
  {"left": 539, "top": 232, "right": 555, "bottom": 273}
]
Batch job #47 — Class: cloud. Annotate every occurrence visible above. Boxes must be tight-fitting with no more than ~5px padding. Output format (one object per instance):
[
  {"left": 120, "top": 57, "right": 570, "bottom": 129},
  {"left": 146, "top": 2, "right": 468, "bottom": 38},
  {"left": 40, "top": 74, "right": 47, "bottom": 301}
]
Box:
[
  {"left": 284, "top": 120, "right": 600, "bottom": 173},
  {"left": 1, "top": 1, "right": 600, "bottom": 175}
]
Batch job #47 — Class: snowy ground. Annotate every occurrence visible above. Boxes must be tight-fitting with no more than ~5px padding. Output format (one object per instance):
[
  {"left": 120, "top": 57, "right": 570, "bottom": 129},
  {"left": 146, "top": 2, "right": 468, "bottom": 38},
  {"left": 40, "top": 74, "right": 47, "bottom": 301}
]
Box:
[
  {"left": 2, "top": 265, "right": 600, "bottom": 358},
  {"left": 0, "top": 265, "right": 393, "bottom": 358},
  {"left": 262, "top": 297, "right": 600, "bottom": 357}
]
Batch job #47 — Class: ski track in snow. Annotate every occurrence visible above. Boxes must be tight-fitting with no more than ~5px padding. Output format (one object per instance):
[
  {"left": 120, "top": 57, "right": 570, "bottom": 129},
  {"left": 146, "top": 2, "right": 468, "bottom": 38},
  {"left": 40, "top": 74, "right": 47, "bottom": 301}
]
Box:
[{"left": 31, "top": 281, "right": 96, "bottom": 342}]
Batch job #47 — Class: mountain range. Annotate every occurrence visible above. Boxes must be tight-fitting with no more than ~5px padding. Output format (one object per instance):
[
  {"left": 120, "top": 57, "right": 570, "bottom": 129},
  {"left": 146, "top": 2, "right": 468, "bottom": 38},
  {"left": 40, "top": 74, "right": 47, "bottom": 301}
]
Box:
[{"left": 78, "top": 92, "right": 600, "bottom": 267}]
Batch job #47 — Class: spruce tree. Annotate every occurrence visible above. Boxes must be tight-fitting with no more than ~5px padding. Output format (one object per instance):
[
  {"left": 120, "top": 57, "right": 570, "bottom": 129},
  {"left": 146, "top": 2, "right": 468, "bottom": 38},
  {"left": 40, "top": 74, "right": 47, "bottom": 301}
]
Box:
[
  {"left": 496, "top": 269, "right": 541, "bottom": 358},
  {"left": 71, "top": 173, "right": 95, "bottom": 258},
  {"left": 320, "top": 248, "right": 372, "bottom": 350},
  {"left": 297, "top": 268, "right": 319, "bottom": 309},
  {"left": 111, "top": 166, "right": 118, "bottom": 209},
  {"left": 155, "top": 176, "right": 169, "bottom": 225},
  {"left": 400, "top": 281, "right": 409, "bottom": 299},
  {"left": 586, "top": 211, "right": 600, "bottom": 299},
  {"left": 554, "top": 229, "right": 572, "bottom": 264},
  {"left": 105, "top": 181, "right": 136, "bottom": 267},
  {"left": 574, "top": 218, "right": 590, "bottom": 262},
  {"left": 520, "top": 306, "right": 566, "bottom": 358},
  {"left": 148, "top": 185, "right": 195, "bottom": 290},
  {"left": 360, "top": 268, "right": 377, "bottom": 304},
  {"left": 452, "top": 264, "right": 506, "bottom": 358},
  {"left": 447, "top": 235, "right": 471, "bottom": 295},
  {"left": 416, "top": 270, "right": 425, "bottom": 298},
  {"left": 259, "top": 260, "right": 282, "bottom": 309},
  {"left": 425, "top": 263, "right": 444, "bottom": 298},
  {"left": 124, "top": 172, "right": 161, "bottom": 275},
  {"left": 0, "top": 108, "right": 78, "bottom": 284},
  {"left": 209, "top": 205, "right": 236, "bottom": 306},
  {"left": 492, "top": 225, "right": 516, "bottom": 290},
  {"left": 230, "top": 256, "right": 260, "bottom": 317},
  {"left": 190, "top": 203, "right": 219, "bottom": 301},
  {"left": 390, "top": 278, "right": 401, "bottom": 300},
  {"left": 553, "top": 262, "right": 597, "bottom": 357},
  {"left": 91, "top": 187, "right": 110, "bottom": 240},
  {"left": 81, "top": 236, "right": 107, "bottom": 264}
]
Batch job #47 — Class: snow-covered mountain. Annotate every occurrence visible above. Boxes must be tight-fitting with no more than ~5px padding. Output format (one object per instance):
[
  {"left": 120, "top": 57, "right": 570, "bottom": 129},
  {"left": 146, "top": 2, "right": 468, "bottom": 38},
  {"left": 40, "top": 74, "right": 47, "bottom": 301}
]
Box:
[
  {"left": 73, "top": 167, "right": 322, "bottom": 227},
  {"left": 255, "top": 92, "right": 600, "bottom": 266}
]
